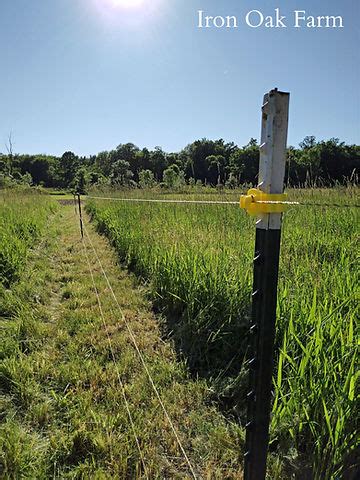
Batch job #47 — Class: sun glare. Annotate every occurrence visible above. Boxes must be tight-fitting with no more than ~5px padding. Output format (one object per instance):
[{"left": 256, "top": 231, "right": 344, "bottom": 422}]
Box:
[
  {"left": 92, "top": 0, "right": 165, "bottom": 30},
  {"left": 107, "top": 0, "right": 144, "bottom": 8}
]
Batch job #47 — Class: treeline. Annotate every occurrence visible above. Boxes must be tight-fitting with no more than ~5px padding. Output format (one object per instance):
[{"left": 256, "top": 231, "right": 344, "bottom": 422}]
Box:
[{"left": 0, "top": 136, "right": 358, "bottom": 191}]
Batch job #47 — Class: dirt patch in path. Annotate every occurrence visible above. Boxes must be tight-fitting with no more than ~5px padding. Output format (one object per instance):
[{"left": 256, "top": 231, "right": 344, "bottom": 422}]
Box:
[{"left": 57, "top": 199, "right": 75, "bottom": 206}]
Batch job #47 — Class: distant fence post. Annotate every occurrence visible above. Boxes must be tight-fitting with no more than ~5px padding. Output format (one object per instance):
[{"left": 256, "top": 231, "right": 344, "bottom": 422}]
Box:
[
  {"left": 74, "top": 194, "right": 77, "bottom": 215},
  {"left": 77, "top": 193, "right": 84, "bottom": 239},
  {"left": 243, "top": 89, "right": 290, "bottom": 480}
]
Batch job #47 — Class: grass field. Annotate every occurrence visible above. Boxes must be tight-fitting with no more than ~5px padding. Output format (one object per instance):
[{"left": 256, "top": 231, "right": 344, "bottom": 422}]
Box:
[
  {"left": 0, "top": 187, "right": 358, "bottom": 479},
  {"left": 0, "top": 190, "right": 56, "bottom": 288},
  {"left": 0, "top": 190, "right": 247, "bottom": 479},
  {"left": 86, "top": 186, "right": 359, "bottom": 479}
]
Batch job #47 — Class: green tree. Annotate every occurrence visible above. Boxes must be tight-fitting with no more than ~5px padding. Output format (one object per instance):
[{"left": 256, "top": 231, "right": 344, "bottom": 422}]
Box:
[
  {"left": 74, "top": 168, "right": 88, "bottom": 195},
  {"left": 139, "top": 169, "right": 155, "bottom": 189},
  {"left": 225, "top": 173, "right": 238, "bottom": 189},
  {"left": 163, "top": 164, "right": 185, "bottom": 189},
  {"left": 88, "top": 171, "right": 108, "bottom": 187},
  {"left": 150, "top": 147, "right": 168, "bottom": 181},
  {"left": 95, "top": 151, "right": 112, "bottom": 176},
  {"left": 206, "top": 154, "right": 226, "bottom": 185},
  {"left": 17, "top": 155, "right": 58, "bottom": 187},
  {"left": 317, "top": 139, "right": 359, "bottom": 183},
  {"left": 299, "top": 135, "right": 317, "bottom": 150},
  {"left": 0, "top": 156, "right": 9, "bottom": 176},
  {"left": 58, "top": 151, "right": 79, "bottom": 188},
  {"left": 116, "top": 143, "right": 140, "bottom": 162},
  {"left": 297, "top": 146, "right": 321, "bottom": 185},
  {"left": 228, "top": 140, "right": 259, "bottom": 185},
  {"left": 110, "top": 160, "right": 134, "bottom": 185}
]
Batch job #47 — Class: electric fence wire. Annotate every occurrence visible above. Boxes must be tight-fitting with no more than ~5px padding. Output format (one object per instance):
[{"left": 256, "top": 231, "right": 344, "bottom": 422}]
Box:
[
  {"left": 82, "top": 222, "right": 198, "bottom": 480},
  {"left": 80, "top": 229, "right": 149, "bottom": 479},
  {"left": 251, "top": 200, "right": 360, "bottom": 208},
  {"left": 86, "top": 195, "right": 360, "bottom": 209},
  {"left": 86, "top": 195, "right": 239, "bottom": 205}
]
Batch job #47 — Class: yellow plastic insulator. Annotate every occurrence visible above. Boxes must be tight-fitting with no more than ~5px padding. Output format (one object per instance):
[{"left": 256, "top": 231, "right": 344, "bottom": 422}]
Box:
[{"left": 240, "top": 189, "right": 288, "bottom": 216}]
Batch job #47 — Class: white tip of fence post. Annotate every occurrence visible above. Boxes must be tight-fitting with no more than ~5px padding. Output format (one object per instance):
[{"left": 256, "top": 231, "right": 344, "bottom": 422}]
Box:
[{"left": 257, "top": 89, "right": 290, "bottom": 230}]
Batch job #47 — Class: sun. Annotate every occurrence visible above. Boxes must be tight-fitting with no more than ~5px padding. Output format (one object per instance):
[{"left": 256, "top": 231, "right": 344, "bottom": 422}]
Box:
[
  {"left": 107, "top": 0, "right": 144, "bottom": 8},
  {"left": 93, "top": 0, "right": 164, "bottom": 28}
]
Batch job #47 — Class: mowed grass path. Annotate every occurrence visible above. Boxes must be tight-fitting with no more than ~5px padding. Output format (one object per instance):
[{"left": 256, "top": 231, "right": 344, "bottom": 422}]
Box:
[{"left": 0, "top": 204, "right": 243, "bottom": 479}]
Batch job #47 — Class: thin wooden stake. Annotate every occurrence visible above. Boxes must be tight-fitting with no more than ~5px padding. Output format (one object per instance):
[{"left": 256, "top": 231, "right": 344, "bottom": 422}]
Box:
[{"left": 77, "top": 194, "right": 84, "bottom": 238}]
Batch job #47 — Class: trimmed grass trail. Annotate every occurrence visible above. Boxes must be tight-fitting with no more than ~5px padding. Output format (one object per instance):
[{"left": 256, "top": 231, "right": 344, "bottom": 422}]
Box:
[{"left": 0, "top": 204, "right": 243, "bottom": 479}]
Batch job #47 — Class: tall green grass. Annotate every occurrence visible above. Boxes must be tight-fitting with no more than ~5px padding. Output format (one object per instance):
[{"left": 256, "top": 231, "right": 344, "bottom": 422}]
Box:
[
  {"left": 0, "top": 190, "right": 56, "bottom": 288},
  {"left": 87, "top": 187, "right": 359, "bottom": 478}
]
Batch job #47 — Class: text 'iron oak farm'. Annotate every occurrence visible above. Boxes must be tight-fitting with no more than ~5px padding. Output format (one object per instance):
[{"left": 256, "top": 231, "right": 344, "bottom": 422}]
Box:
[{"left": 197, "top": 9, "right": 344, "bottom": 29}]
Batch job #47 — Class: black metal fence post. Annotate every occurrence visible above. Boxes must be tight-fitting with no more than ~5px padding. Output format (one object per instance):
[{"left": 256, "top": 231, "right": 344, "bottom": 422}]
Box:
[{"left": 243, "top": 89, "right": 290, "bottom": 480}]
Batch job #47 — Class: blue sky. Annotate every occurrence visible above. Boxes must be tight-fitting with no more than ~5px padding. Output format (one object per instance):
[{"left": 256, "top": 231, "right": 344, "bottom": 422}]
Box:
[{"left": 0, "top": 0, "right": 359, "bottom": 156}]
